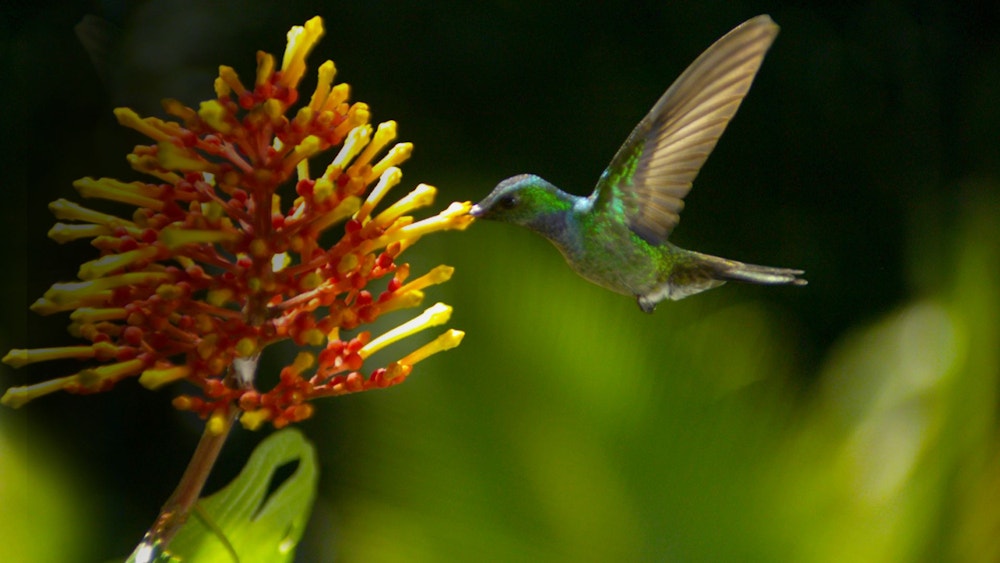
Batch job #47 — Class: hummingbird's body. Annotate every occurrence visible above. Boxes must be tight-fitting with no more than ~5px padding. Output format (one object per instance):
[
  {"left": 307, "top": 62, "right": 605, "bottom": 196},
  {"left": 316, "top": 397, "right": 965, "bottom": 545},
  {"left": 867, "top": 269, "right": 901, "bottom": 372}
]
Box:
[{"left": 471, "top": 15, "right": 806, "bottom": 312}]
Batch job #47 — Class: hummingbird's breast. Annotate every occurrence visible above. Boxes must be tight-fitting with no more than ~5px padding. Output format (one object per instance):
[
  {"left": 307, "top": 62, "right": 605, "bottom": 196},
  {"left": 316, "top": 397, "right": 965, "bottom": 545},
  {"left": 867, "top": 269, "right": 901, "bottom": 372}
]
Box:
[{"left": 551, "top": 209, "right": 676, "bottom": 298}]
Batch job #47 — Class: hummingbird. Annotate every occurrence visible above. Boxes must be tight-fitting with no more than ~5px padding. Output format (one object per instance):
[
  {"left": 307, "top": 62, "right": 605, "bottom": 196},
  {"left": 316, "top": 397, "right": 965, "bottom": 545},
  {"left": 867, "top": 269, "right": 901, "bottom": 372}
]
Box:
[{"left": 470, "top": 15, "right": 806, "bottom": 313}]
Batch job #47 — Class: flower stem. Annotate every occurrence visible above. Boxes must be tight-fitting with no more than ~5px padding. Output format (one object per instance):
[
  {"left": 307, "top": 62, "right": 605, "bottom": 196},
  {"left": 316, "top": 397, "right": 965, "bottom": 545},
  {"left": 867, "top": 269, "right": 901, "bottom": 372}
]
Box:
[{"left": 134, "top": 407, "right": 237, "bottom": 560}]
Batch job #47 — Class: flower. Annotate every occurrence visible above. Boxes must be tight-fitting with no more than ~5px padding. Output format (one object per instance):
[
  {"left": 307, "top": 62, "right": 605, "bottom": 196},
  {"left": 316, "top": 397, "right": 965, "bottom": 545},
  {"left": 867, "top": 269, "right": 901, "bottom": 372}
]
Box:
[{"left": 2, "top": 16, "right": 473, "bottom": 430}]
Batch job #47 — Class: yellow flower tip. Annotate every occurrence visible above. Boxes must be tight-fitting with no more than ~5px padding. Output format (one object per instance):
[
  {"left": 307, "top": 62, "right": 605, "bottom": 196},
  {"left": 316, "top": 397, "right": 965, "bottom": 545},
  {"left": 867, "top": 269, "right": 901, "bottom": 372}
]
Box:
[
  {"left": 337, "top": 253, "right": 360, "bottom": 274},
  {"left": 207, "top": 288, "right": 235, "bottom": 307},
  {"left": 378, "top": 289, "right": 425, "bottom": 315},
  {"left": 400, "top": 328, "right": 465, "bottom": 367},
  {"left": 162, "top": 98, "right": 198, "bottom": 123},
  {"left": 236, "top": 337, "right": 258, "bottom": 358},
  {"left": 2, "top": 345, "right": 104, "bottom": 368},
  {"left": 301, "top": 328, "right": 326, "bottom": 346},
  {"left": 49, "top": 222, "right": 111, "bottom": 243},
  {"left": 197, "top": 99, "right": 233, "bottom": 134},
  {"left": 160, "top": 226, "right": 240, "bottom": 249},
  {"left": 309, "top": 60, "right": 337, "bottom": 111},
  {"left": 240, "top": 409, "right": 272, "bottom": 431},
  {"left": 139, "top": 365, "right": 191, "bottom": 390},
  {"left": 263, "top": 98, "right": 285, "bottom": 121},
  {"left": 255, "top": 51, "right": 276, "bottom": 87},
  {"left": 324, "top": 83, "right": 350, "bottom": 112},
  {"left": 280, "top": 16, "right": 326, "bottom": 89},
  {"left": 207, "top": 410, "right": 228, "bottom": 435},
  {"left": 355, "top": 167, "right": 403, "bottom": 223},
  {"left": 285, "top": 135, "right": 323, "bottom": 170},
  {"left": 334, "top": 103, "right": 371, "bottom": 137},
  {"left": 78, "top": 247, "right": 160, "bottom": 280},
  {"left": 328, "top": 125, "right": 372, "bottom": 173},
  {"left": 291, "top": 351, "right": 316, "bottom": 375},
  {"left": 359, "top": 302, "right": 453, "bottom": 359},
  {"left": 114, "top": 107, "right": 173, "bottom": 142},
  {"left": 1, "top": 387, "right": 31, "bottom": 408},
  {"left": 369, "top": 142, "right": 413, "bottom": 180},
  {"left": 29, "top": 297, "right": 60, "bottom": 315},
  {"left": 70, "top": 307, "right": 128, "bottom": 324},
  {"left": 73, "top": 177, "right": 165, "bottom": 210},
  {"left": 218, "top": 65, "right": 247, "bottom": 97},
  {"left": 373, "top": 184, "right": 438, "bottom": 227},
  {"left": 157, "top": 141, "right": 211, "bottom": 173},
  {"left": 398, "top": 265, "right": 455, "bottom": 295},
  {"left": 353, "top": 121, "right": 398, "bottom": 170},
  {"left": 2, "top": 349, "right": 29, "bottom": 368},
  {"left": 313, "top": 196, "right": 360, "bottom": 232}
]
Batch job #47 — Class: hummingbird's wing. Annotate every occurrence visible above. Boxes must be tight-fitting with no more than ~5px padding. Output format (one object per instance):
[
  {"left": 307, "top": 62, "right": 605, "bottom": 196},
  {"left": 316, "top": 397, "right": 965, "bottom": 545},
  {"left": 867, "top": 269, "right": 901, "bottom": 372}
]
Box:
[{"left": 593, "top": 15, "right": 779, "bottom": 245}]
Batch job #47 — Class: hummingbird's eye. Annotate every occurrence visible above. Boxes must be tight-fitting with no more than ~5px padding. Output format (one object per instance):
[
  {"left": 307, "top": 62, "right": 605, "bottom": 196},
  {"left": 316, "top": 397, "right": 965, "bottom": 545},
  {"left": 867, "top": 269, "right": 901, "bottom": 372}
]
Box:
[{"left": 498, "top": 194, "right": 519, "bottom": 209}]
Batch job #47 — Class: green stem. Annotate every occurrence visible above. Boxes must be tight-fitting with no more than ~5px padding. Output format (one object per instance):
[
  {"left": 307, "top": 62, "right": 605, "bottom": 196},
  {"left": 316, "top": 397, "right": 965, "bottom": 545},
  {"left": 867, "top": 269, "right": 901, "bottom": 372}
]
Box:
[{"left": 135, "top": 407, "right": 238, "bottom": 559}]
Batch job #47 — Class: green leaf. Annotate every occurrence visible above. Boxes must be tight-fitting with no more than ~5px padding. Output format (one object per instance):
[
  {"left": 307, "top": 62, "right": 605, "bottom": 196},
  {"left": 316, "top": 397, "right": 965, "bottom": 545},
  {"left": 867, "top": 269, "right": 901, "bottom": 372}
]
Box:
[{"left": 165, "top": 428, "right": 318, "bottom": 563}]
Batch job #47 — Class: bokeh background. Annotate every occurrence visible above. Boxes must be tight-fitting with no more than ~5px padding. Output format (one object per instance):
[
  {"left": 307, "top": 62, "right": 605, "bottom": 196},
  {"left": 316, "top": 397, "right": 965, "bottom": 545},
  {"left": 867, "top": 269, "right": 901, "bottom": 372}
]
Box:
[{"left": 3, "top": 0, "right": 999, "bottom": 561}]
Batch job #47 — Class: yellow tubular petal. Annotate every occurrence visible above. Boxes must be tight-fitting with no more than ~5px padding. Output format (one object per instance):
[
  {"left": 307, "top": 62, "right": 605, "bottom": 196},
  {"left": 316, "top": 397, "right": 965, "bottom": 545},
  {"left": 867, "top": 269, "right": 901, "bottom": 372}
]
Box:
[
  {"left": 376, "top": 289, "right": 424, "bottom": 315},
  {"left": 284, "top": 135, "right": 323, "bottom": 171},
  {"left": 312, "top": 196, "right": 360, "bottom": 233},
  {"left": 398, "top": 265, "right": 455, "bottom": 294},
  {"left": 78, "top": 246, "right": 160, "bottom": 280},
  {"left": 325, "top": 125, "right": 371, "bottom": 177},
  {"left": 2, "top": 346, "right": 100, "bottom": 368},
  {"left": 70, "top": 307, "right": 129, "bottom": 323},
  {"left": 159, "top": 227, "right": 241, "bottom": 249},
  {"left": 162, "top": 98, "right": 199, "bottom": 123},
  {"left": 43, "top": 273, "right": 171, "bottom": 307},
  {"left": 48, "top": 223, "right": 111, "bottom": 243},
  {"left": 30, "top": 292, "right": 111, "bottom": 315},
  {"left": 218, "top": 65, "right": 248, "bottom": 97},
  {"left": 359, "top": 302, "right": 452, "bottom": 359},
  {"left": 333, "top": 103, "right": 370, "bottom": 138},
  {"left": 73, "top": 177, "right": 164, "bottom": 210},
  {"left": 369, "top": 142, "right": 413, "bottom": 181},
  {"left": 49, "top": 198, "right": 137, "bottom": 229},
  {"left": 280, "top": 16, "right": 325, "bottom": 89},
  {"left": 309, "top": 60, "right": 337, "bottom": 111},
  {"left": 139, "top": 365, "right": 191, "bottom": 390},
  {"left": 372, "top": 184, "right": 437, "bottom": 228},
  {"left": 255, "top": 51, "right": 276, "bottom": 87},
  {"left": 380, "top": 200, "right": 475, "bottom": 247},
  {"left": 354, "top": 167, "right": 402, "bottom": 223},
  {"left": 240, "top": 409, "right": 272, "bottom": 431},
  {"left": 352, "top": 121, "right": 397, "bottom": 170},
  {"left": 197, "top": 100, "right": 233, "bottom": 134},
  {"left": 157, "top": 141, "right": 212, "bottom": 172},
  {"left": 323, "top": 83, "right": 350, "bottom": 113},
  {"left": 1, "top": 375, "right": 79, "bottom": 408},
  {"left": 398, "top": 329, "right": 465, "bottom": 366},
  {"left": 114, "top": 107, "right": 174, "bottom": 142}
]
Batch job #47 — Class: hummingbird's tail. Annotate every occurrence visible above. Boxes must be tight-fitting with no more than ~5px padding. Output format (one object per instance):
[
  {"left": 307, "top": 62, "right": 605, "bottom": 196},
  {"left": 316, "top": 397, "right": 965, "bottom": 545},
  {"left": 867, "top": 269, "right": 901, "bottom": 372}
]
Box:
[
  {"left": 693, "top": 251, "right": 807, "bottom": 287},
  {"left": 637, "top": 250, "right": 806, "bottom": 312}
]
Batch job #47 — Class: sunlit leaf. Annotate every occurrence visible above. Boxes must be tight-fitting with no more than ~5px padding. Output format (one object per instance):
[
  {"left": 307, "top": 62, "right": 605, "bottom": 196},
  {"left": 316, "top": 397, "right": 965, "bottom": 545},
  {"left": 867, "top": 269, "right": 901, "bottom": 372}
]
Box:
[{"left": 165, "top": 428, "right": 318, "bottom": 563}]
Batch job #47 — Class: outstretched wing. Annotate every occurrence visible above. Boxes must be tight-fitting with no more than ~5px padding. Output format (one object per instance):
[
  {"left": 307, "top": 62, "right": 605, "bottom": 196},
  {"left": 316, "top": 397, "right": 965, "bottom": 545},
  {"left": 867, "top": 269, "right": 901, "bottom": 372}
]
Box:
[{"left": 593, "top": 15, "right": 779, "bottom": 245}]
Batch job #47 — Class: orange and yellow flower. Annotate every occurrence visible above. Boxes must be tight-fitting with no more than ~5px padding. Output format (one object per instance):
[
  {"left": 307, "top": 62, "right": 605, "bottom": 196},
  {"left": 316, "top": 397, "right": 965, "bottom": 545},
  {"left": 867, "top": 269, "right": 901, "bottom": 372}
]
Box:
[{"left": 2, "top": 16, "right": 473, "bottom": 430}]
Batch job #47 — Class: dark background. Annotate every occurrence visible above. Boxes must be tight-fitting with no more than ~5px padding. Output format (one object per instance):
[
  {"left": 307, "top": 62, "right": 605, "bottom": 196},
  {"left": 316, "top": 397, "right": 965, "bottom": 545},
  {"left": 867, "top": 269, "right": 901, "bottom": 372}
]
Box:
[{"left": 2, "top": 1, "right": 999, "bottom": 561}]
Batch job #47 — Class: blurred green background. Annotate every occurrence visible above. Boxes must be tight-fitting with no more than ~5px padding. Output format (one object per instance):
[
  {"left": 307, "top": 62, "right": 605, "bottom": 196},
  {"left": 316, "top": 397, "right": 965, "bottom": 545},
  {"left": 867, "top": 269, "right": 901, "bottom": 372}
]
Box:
[{"left": 2, "top": 0, "right": 1000, "bottom": 561}]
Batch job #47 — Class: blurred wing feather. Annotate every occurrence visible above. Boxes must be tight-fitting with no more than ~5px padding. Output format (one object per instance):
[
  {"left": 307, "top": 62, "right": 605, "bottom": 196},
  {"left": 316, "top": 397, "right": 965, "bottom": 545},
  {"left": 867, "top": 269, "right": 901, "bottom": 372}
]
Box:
[{"left": 594, "top": 15, "right": 779, "bottom": 244}]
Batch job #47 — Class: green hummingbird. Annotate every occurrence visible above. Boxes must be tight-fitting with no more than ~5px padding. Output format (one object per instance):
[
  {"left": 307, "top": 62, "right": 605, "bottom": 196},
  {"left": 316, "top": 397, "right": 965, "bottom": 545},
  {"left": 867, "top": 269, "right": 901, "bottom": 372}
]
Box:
[{"left": 470, "top": 15, "right": 806, "bottom": 313}]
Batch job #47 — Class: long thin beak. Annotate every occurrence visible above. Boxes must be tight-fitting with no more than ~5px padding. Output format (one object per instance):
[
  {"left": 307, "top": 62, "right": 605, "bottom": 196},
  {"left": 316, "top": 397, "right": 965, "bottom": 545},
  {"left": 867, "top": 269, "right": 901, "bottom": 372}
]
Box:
[{"left": 469, "top": 204, "right": 485, "bottom": 218}]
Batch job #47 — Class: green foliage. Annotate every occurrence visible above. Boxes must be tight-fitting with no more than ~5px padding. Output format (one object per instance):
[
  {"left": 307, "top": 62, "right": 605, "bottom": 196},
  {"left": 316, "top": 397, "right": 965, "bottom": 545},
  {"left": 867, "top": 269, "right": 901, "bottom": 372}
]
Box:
[{"left": 162, "top": 428, "right": 317, "bottom": 563}]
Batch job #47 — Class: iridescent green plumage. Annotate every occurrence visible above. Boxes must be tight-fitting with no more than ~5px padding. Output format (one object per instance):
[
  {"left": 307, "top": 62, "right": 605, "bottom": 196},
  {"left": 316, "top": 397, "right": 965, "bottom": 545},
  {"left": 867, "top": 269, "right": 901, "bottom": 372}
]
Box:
[{"left": 471, "top": 15, "right": 806, "bottom": 312}]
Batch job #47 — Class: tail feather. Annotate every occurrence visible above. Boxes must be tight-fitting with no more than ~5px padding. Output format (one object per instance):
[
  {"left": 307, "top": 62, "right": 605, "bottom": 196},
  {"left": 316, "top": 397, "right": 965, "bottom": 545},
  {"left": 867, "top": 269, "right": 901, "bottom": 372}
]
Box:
[
  {"left": 637, "top": 251, "right": 806, "bottom": 312},
  {"left": 696, "top": 251, "right": 807, "bottom": 286}
]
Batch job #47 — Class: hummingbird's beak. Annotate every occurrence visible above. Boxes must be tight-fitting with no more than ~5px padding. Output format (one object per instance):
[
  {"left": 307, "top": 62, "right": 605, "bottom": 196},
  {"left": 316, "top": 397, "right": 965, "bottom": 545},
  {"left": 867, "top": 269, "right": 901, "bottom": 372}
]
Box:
[{"left": 469, "top": 204, "right": 485, "bottom": 218}]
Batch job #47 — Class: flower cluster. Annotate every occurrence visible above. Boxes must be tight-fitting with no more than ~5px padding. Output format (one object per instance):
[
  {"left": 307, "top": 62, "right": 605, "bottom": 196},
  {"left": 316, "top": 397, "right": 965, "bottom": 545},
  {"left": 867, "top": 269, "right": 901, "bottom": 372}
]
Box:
[{"left": 2, "top": 17, "right": 473, "bottom": 430}]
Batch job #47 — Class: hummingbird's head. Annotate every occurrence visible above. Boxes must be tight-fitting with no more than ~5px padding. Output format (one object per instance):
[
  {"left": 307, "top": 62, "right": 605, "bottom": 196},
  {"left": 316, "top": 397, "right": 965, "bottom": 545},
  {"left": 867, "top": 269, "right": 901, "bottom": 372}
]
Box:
[{"left": 470, "top": 174, "right": 576, "bottom": 231}]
